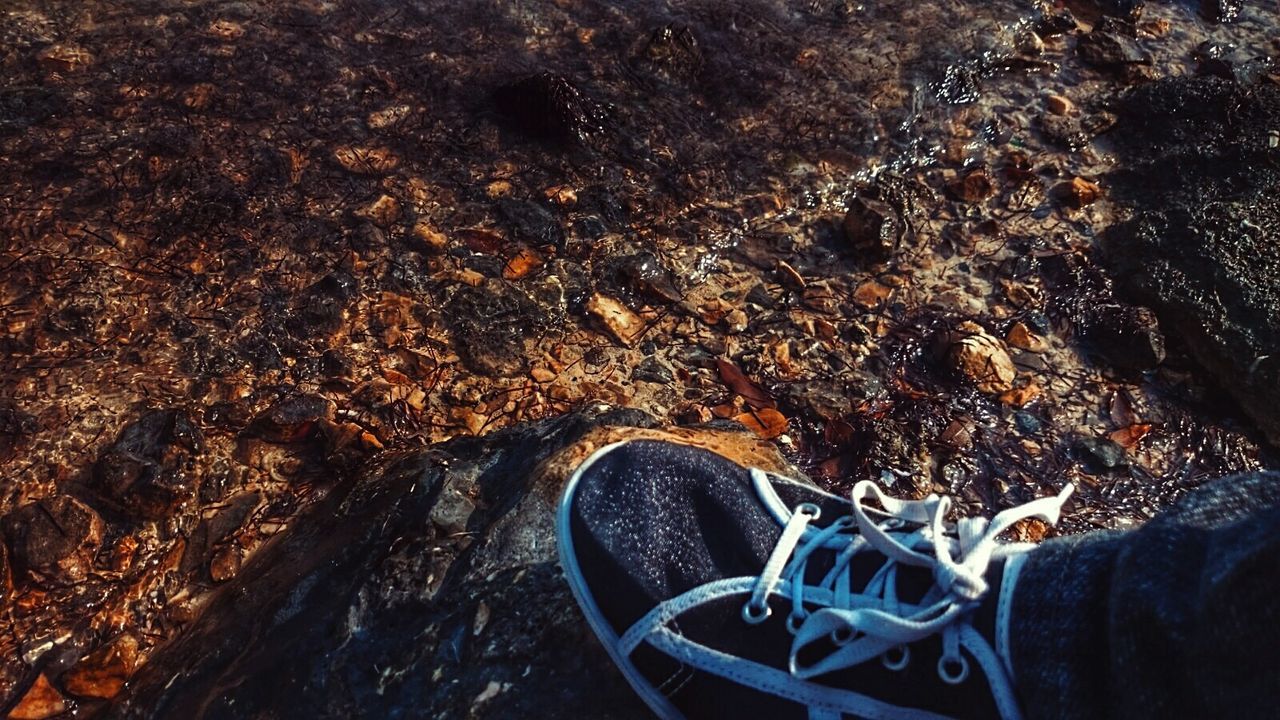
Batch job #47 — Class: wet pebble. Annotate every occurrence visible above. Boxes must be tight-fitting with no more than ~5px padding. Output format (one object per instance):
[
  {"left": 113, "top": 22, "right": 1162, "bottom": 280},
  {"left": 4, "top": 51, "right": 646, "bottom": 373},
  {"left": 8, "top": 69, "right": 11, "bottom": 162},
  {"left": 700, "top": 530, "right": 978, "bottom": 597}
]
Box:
[
  {"left": 1075, "top": 435, "right": 1128, "bottom": 470},
  {"left": 944, "top": 321, "right": 1017, "bottom": 393},
  {"left": 93, "top": 409, "right": 203, "bottom": 521},
  {"left": 842, "top": 197, "right": 901, "bottom": 259},
  {"left": 62, "top": 635, "right": 139, "bottom": 700},
  {"left": 2, "top": 495, "right": 103, "bottom": 584},
  {"left": 251, "top": 394, "right": 335, "bottom": 443},
  {"left": 1083, "top": 304, "right": 1166, "bottom": 371}
]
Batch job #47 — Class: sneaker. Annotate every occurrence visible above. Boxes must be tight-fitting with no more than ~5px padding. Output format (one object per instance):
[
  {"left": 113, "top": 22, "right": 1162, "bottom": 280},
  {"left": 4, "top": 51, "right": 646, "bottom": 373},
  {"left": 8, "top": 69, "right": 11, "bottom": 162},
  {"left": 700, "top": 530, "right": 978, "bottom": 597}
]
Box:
[{"left": 556, "top": 439, "right": 1072, "bottom": 720}]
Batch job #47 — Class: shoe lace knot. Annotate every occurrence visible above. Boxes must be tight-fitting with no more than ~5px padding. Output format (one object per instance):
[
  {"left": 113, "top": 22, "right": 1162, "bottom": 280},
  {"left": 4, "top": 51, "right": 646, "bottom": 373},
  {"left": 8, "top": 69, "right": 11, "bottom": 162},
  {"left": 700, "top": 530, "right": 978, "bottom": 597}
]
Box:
[{"left": 742, "top": 476, "right": 1073, "bottom": 720}]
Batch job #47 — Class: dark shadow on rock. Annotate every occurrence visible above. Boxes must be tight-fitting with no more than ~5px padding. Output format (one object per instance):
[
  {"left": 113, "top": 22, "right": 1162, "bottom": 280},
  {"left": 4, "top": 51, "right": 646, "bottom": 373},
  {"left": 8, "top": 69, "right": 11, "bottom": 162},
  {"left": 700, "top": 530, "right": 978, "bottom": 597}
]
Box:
[
  {"left": 105, "top": 406, "right": 657, "bottom": 719},
  {"left": 1103, "top": 75, "right": 1280, "bottom": 444}
]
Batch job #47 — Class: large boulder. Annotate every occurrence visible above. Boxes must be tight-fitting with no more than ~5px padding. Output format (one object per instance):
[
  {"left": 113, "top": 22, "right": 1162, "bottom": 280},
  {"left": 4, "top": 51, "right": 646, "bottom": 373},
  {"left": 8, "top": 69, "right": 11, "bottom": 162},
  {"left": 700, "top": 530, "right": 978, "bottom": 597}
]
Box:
[
  {"left": 105, "top": 407, "right": 797, "bottom": 718},
  {"left": 1104, "top": 76, "right": 1280, "bottom": 444}
]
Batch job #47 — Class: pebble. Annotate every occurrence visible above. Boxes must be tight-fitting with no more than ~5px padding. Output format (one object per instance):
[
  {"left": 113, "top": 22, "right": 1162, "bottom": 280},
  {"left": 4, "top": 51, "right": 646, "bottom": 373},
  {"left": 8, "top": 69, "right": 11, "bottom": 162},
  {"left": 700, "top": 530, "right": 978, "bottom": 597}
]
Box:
[
  {"left": 1056, "top": 177, "right": 1102, "bottom": 209},
  {"left": 36, "top": 45, "right": 93, "bottom": 73},
  {"left": 2, "top": 495, "right": 104, "bottom": 584},
  {"left": 1046, "top": 94, "right": 1074, "bottom": 116},
  {"left": 8, "top": 674, "right": 65, "bottom": 720},
  {"left": 62, "top": 635, "right": 139, "bottom": 700},
  {"left": 332, "top": 145, "right": 400, "bottom": 175},
  {"left": 1075, "top": 436, "right": 1128, "bottom": 470},
  {"left": 1006, "top": 322, "right": 1048, "bottom": 352},
  {"left": 842, "top": 197, "right": 901, "bottom": 259},
  {"left": 585, "top": 293, "right": 645, "bottom": 347},
  {"left": 355, "top": 194, "right": 401, "bottom": 228},
  {"left": 945, "top": 321, "right": 1017, "bottom": 393},
  {"left": 412, "top": 219, "right": 449, "bottom": 254},
  {"left": 946, "top": 170, "right": 995, "bottom": 204}
]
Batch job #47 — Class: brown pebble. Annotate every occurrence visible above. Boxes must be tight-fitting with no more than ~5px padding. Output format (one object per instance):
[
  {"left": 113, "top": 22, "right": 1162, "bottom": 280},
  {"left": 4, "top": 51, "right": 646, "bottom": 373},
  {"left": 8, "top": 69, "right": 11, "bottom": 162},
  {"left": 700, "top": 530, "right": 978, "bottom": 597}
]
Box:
[
  {"left": 412, "top": 219, "right": 449, "bottom": 253},
  {"left": 1046, "top": 94, "right": 1073, "bottom": 116},
  {"left": 63, "top": 636, "right": 140, "bottom": 700},
  {"left": 9, "top": 674, "right": 65, "bottom": 720},
  {"left": 355, "top": 194, "right": 401, "bottom": 228},
  {"left": 946, "top": 321, "right": 1017, "bottom": 394},
  {"left": 1006, "top": 322, "right": 1048, "bottom": 352},
  {"left": 946, "top": 170, "right": 995, "bottom": 204},
  {"left": 332, "top": 145, "right": 399, "bottom": 175},
  {"left": 1055, "top": 177, "right": 1102, "bottom": 209},
  {"left": 853, "top": 280, "right": 893, "bottom": 309},
  {"left": 36, "top": 45, "right": 94, "bottom": 73},
  {"left": 585, "top": 294, "right": 645, "bottom": 347}
]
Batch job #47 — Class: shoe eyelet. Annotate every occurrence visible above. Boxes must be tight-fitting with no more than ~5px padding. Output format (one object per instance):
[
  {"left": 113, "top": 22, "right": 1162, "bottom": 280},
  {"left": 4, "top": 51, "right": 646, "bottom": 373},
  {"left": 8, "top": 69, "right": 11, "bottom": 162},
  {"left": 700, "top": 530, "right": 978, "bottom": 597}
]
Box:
[
  {"left": 785, "top": 612, "right": 806, "bottom": 635},
  {"left": 937, "top": 655, "right": 970, "bottom": 685},
  {"left": 881, "top": 645, "right": 910, "bottom": 671},
  {"left": 741, "top": 600, "right": 772, "bottom": 625},
  {"left": 829, "top": 625, "right": 856, "bottom": 646},
  {"left": 795, "top": 503, "right": 821, "bottom": 519}
]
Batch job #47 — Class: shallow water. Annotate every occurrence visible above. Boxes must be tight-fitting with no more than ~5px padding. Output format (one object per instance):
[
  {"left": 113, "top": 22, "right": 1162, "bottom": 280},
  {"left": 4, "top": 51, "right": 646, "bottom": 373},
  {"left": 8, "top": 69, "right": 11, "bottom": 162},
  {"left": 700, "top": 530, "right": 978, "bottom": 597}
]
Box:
[{"left": 1, "top": 0, "right": 1279, "bottom": 712}]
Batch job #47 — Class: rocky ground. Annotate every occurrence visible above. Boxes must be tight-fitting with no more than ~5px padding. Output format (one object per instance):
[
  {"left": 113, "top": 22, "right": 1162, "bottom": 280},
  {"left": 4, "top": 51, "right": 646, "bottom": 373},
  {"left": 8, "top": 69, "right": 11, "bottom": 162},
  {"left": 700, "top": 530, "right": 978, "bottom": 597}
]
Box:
[{"left": 1, "top": 0, "right": 1279, "bottom": 716}]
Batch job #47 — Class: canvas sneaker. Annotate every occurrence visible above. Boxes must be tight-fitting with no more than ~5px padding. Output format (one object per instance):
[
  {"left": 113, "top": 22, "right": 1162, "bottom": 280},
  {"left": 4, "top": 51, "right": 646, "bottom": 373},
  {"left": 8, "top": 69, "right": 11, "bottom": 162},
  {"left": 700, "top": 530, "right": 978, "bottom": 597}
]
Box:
[{"left": 556, "top": 439, "right": 1072, "bottom": 720}]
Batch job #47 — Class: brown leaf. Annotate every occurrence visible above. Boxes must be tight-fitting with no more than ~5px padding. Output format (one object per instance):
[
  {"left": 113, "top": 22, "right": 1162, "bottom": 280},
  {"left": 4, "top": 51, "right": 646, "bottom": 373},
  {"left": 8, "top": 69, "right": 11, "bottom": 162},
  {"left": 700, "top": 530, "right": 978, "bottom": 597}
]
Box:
[
  {"left": 735, "top": 407, "right": 789, "bottom": 439},
  {"left": 716, "top": 358, "right": 775, "bottom": 409},
  {"left": 1109, "top": 423, "right": 1152, "bottom": 449}
]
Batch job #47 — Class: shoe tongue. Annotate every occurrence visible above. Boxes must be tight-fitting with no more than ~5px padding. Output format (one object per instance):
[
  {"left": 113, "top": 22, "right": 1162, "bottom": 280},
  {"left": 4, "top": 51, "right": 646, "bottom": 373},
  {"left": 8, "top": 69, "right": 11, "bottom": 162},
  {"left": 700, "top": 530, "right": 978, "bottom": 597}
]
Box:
[{"left": 755, "top": 474, "right": 851, "bottom": 527}]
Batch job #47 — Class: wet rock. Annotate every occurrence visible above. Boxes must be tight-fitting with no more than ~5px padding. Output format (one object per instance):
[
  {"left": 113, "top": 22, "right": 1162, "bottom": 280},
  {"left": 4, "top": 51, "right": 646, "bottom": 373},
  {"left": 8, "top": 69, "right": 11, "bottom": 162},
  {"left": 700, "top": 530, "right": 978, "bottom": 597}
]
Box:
[
  {"left": 1106, "top": 76, "right": 1280, "bottom": 441},
  {"left": 2, "top": 495, "right": 103, "bottom": 584},
  {"left": 1081, "top": 304, "right": 1166, "bottom": 372},
  {"left": 0, "top": 87, "right": 64, "bottom": 135},
  {"left": 1074, "top": 435, "right": 1128, "bottom": 471},
  {"left": 1039, "top": 111, "right": 1112, "bottom": 152},
  {"left": 291, "top": 272, "right": 359, "bottom": 336},
  {"left": 105, "top": 409, "right": 796, "bottom": 719},
  {"left": 250, "top": 394, "right": 334, "bottom": 443},
  {"left": 1201, "top": 0, "right": 1243, "bottom": 22},
  {"left": 585, "top": 293, "right": 645, "bottom": 347},
  {"left": 841, "top": 197, "right": 901, "bottom": 260},
  {"left": 9, "top": 674, "right": 65, "bottom": 720},
  {"left": 447, "top": 281, "right": 545, "bottom": 377},
  {"left": 612, "top": 252, "right": 682, "bottom": 304},
  {"left": 1054, "top": 177, "right": 1102, "bottom": 209},
  {"left": 63, "top": 635, "right": 140, "bottom": 700},
  {"left": 499, "top": 198, "right": 565, "bottom": 250},
  {"left": 943, "top": 321, "right": 1017, "bottom": 394},
  {"left": 631, "top": 356, "right": 674, "bottom": 384},
  {"left": 93, "top": 409, "right": 203, "bottom": 521},
  {"left": 933, "top": 63, "right": 983, "bottom": 105},
  {"left": 633, "top": 24, "right": 703, "bottom": 84},
  {"left": 945, "top": 169, "right": 995, "bottom": 204},
  {"left": 493, "top": 73, "right": 610, "bottom": 145},
  {"left": 354, "top": 194, "right": 401, "bottom": 228},
  {"left": 1035, "top": 9, "right": 1078, "bottom": 36},
  {"left": 1094, "top": 0, "right": 1145, "bottom": 20},
  {"left": 1078, "top": 30, "right": 1152, "bottom": 69}
]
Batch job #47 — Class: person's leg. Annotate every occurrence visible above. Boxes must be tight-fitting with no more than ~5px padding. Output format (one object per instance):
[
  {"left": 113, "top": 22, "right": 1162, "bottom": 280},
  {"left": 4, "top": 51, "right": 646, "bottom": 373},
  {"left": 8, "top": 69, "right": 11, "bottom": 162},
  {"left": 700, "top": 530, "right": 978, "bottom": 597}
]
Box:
[{"left": 1012, "top": 471, "right": 1280, "bottom": 719}]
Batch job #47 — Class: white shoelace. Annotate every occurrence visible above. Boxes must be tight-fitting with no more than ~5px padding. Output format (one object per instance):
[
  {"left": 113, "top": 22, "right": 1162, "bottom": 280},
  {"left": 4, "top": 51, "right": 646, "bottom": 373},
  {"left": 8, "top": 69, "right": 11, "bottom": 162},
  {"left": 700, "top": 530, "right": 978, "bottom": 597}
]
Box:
[{"left": 745, "top": 479, "right": 1074, "bottom": 720}]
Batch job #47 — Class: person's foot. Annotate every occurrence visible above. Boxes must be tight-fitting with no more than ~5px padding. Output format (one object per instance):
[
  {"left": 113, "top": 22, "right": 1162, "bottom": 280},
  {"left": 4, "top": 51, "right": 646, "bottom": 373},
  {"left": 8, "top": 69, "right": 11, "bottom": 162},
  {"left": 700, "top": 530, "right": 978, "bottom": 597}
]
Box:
[{"left": 556, "top": 440, "right": 1072, "bottom": 720}]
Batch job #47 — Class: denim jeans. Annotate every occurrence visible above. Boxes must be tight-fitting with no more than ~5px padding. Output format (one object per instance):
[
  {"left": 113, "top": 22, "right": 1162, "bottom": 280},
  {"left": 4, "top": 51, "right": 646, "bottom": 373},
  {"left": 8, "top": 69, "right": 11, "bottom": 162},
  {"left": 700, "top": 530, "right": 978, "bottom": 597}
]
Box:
[{"left": 1011, "top": 472, "right": 1280, "bottom": 719}]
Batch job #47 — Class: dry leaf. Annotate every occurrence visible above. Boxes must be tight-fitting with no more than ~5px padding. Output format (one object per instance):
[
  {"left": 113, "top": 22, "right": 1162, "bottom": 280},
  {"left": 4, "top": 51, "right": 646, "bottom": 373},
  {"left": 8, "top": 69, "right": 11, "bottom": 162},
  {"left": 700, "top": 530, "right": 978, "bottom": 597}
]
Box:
[
  {"left": 716, "top": 358, "right": 776, "bottom": 409},
  {"left": 735, "top": 407, "right": 789, "bottom": 439},
  {"left": 1109, "top": 423, "right": 1152, "bottom": 449}
]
